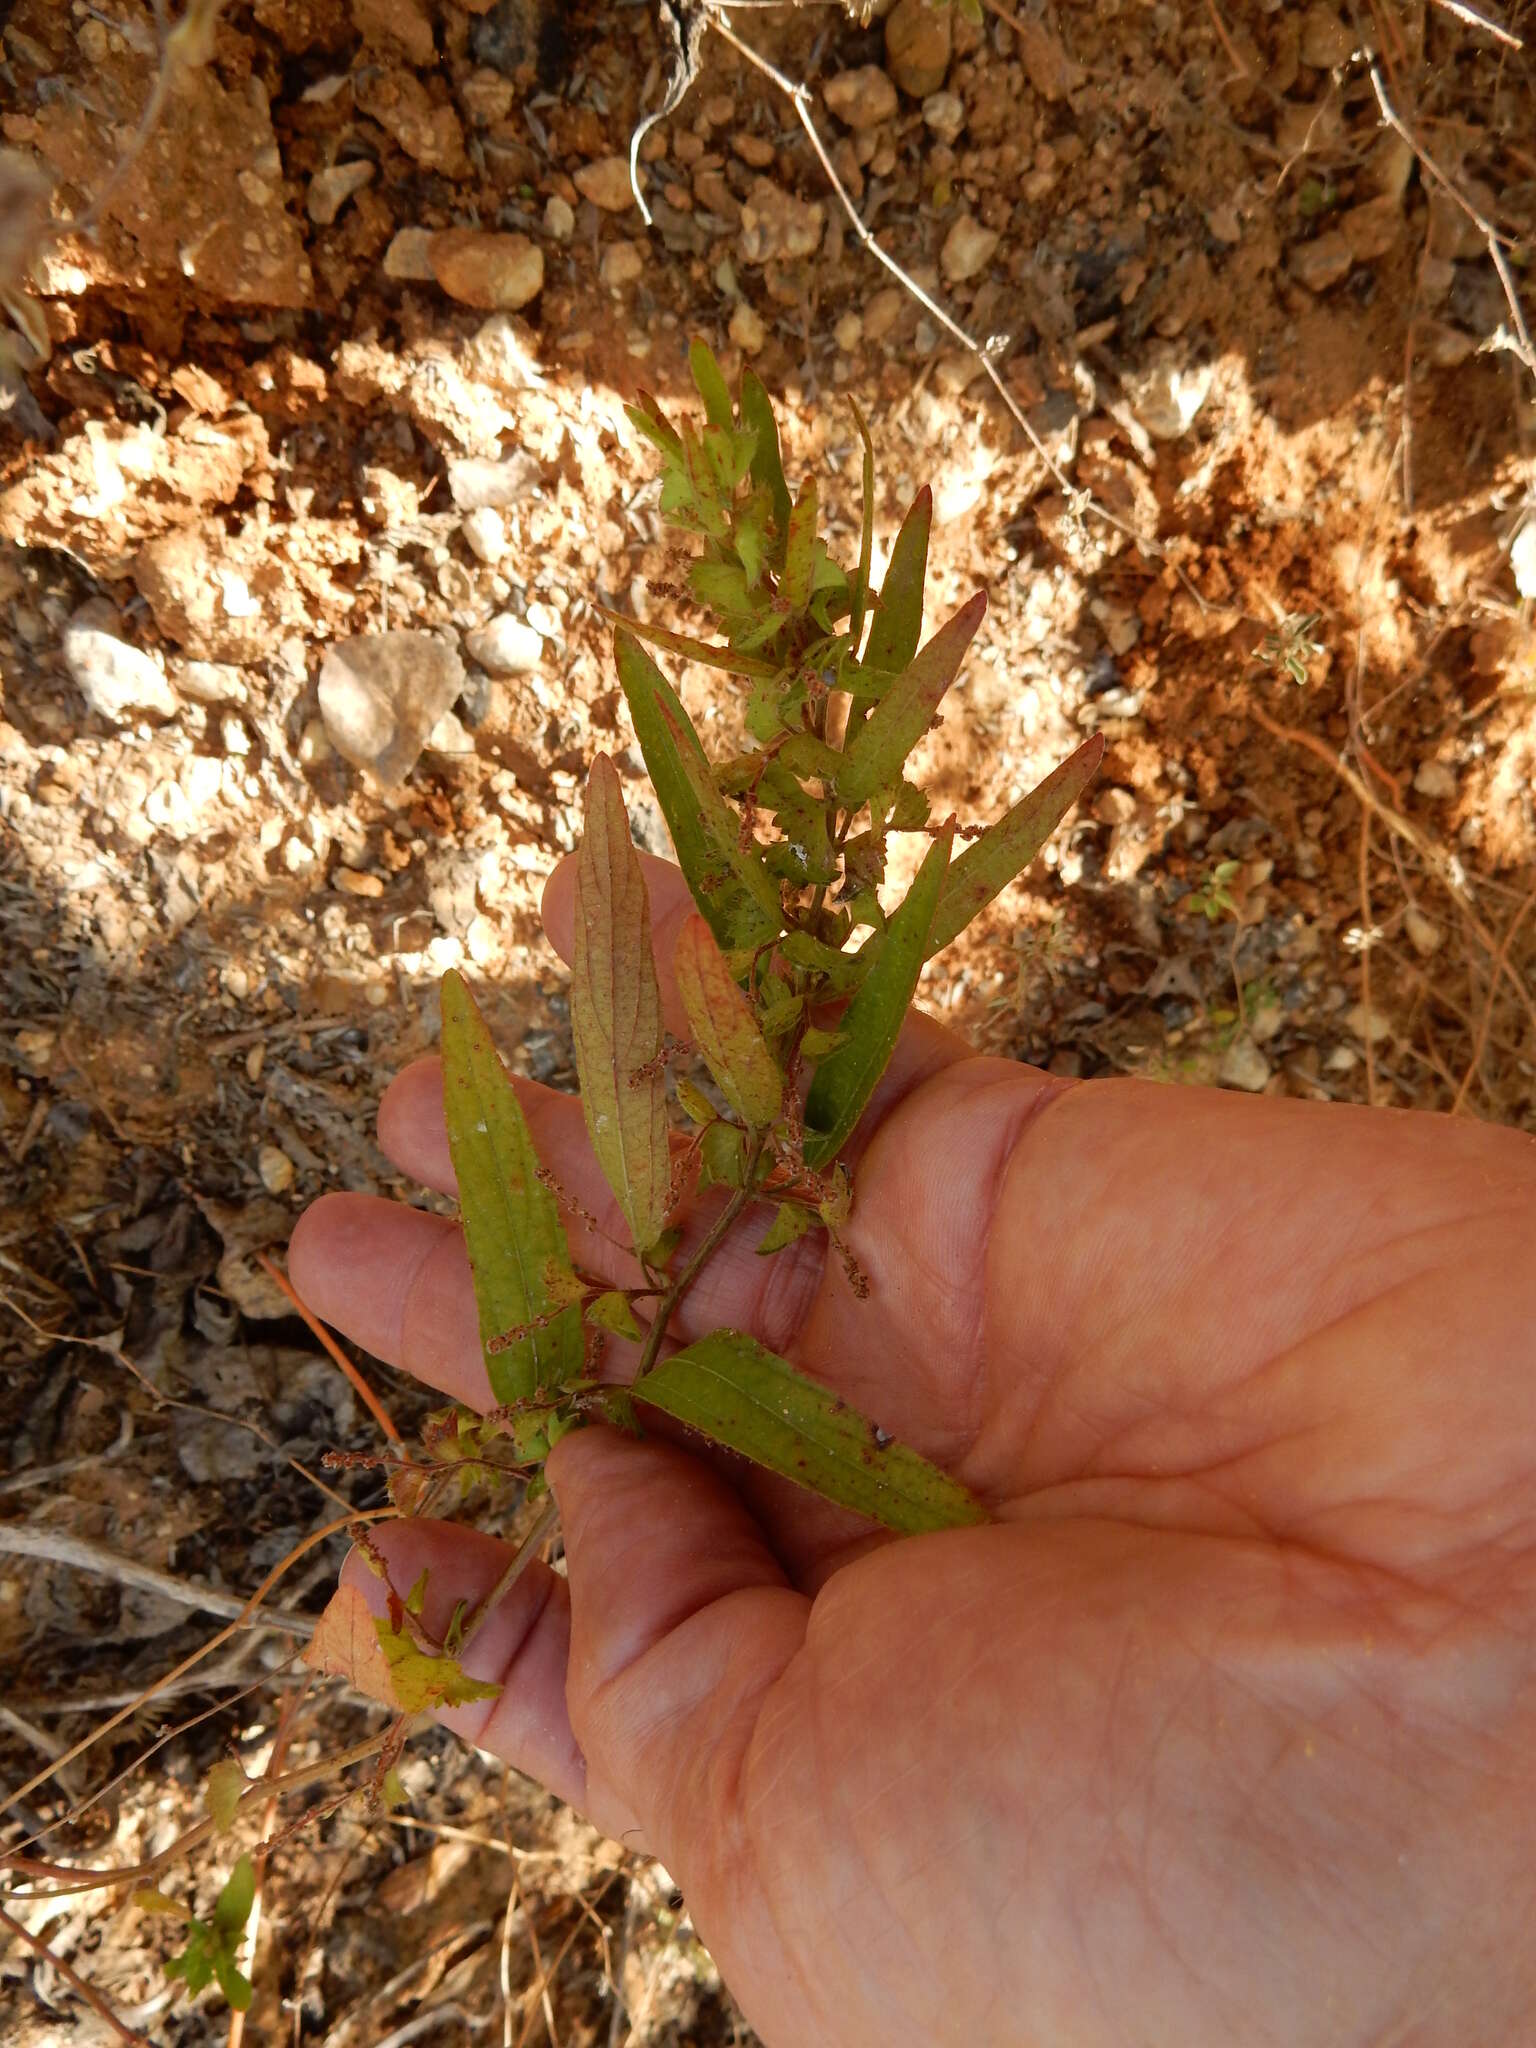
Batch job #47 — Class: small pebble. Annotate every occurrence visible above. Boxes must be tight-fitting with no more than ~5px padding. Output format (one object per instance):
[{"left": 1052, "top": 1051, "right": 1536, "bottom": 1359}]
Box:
[
  {"left": 1412, "top": 758, "right": 1457, "bottom": 800},
  {"left": 1404, "top": 907, "right": 1444, "bottom": 957},
  {"left": 257, "top": 1143, "right": 296, "bottom": 1195},
  {"left": 824, "top": 66, "right": 898, "bottom": 130},
  {"left": 307, "top": 159, "right": 375, "bottom": 226},
  {"left": 544, "top": 193, "right": 575, "bottom": 241},
  {"left": 466, "top": 615, "right": 544, "bottom": 674},
  {"left": 940, "top": 214, "right": 999, "bottom": 284},
  {"left": 729, "top": 300, "right": 767, "bottom": 354},
  {"left": 429, "top": 229, "right": 543, "bottom": 311},
  {"left": 600, "top": 240, "right": 645, "bottom": 290},
  {"left": 462, "top": 506, "right": 508, "bottom": 564},
  {"left": 574, "top": 156, "right": 635, "bottom": 212},
  {"left": 334, "top": 867, "right": 384, "bottom": 897},
  {"left": 921, "top": 90, "right": 966, "bottom": 145}
]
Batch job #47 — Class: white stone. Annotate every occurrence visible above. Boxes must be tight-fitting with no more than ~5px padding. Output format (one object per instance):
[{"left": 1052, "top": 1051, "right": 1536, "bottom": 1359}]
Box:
[
  {"left": 921, "top": 90, "right": 966, "bottom": 144},
  {"left": 1512, "top": 520, "right": 1536, "bottom": 600},
  {"left": 940, "top": 214, "right": 1000, "bottom": 283},
  {"left": 1219, "top": 1035, "right": 1272, "bottom": 1093},
  {"left": 317, "top": 630, "right": 465, "bottom": 784},
  {"left": 461, "top": 506, "right": 508, "bottom": 564},
  {"left": 729, "top": 300, "right": 767, "bottom": 354},
  {"left": 257, "top": 1143, "right": 295, "bottom": 1194},
  {"left": 544, "top": 193, "right": 575, "bottom": 241},
  {"left": 62, "top": 600, "right": 177, "bottom": 723},
  {"left": 1412, "top": 758, "right": 1457, "bottom": 800},
  {"left": 465, "top": 615, "right": 543, "bottom": 675},
  {"left": 307, "top": 159, "right": 375, "bottom": 225},
  {"left": 1404, "top": 907, "right": 1444, "bottom": 957}
]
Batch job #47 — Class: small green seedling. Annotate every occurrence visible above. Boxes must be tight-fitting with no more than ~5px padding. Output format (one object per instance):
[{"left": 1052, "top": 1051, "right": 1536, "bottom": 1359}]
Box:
[
  {"left": 429, "top": 342, "right": 1102, "bottom": 1535},
  {"left": 1255, "top": 610, "right": 1325, "bottom": 687},
  {"left": 137, "top": 1854, "right": 257, "bottom": 2013}
]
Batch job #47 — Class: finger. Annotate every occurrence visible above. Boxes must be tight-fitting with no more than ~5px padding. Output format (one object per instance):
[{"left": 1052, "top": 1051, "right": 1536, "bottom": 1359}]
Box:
[
  {"left": 289, "top": 1195, "right": 491, "bottom": 1408},
  {"left": 546, "top": 1425, "right": 809, "bottom": 1861},
  {"left": 338, "top": 1519, "right": 586, "bottom": 1810}
]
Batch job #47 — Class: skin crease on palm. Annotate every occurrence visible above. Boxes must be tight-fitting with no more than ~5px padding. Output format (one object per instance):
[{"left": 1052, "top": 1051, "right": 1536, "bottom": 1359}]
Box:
[{"left": 289, "top": 847, "right": 1536, "bottom": 2048}]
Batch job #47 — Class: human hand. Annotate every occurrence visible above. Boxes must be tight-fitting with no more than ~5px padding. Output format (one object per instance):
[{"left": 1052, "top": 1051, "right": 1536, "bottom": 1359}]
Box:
[{"left": 290, "top": 853, "right": 1536, "bottom": 2048}]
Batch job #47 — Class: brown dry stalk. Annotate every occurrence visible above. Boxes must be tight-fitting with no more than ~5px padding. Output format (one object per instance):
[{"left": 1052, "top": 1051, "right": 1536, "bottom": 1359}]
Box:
[
  {"left": 1, "top": 1506, "right": 394, "bottom": 1818},
  {"left": 0, "top": 1902, "right": 151, "bottom": 2045},
  {"left": 1451, "top": 879, "right": 1536, "bottom": 1115},
  {"left": 0, "top": 1524, "right": 315, "bottom": 1634}
]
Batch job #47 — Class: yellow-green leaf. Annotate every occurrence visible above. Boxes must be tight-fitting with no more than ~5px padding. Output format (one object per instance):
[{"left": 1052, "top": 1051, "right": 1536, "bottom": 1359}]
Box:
[
  {"left": 633, "top": 1330, "right": 988, "bottom": 1534},
  {"left": 782, "top": 479, "right": 819, "bottom": 614},
  {"left": 571, "top": 754, "right": 672, "bottom": 1254},
  {"left": 205, "top": 1758, "right": 245, "bottom": 1834},
  {"left": 927, "top": 733, "right": 1104, "bottom": 956},
  {"left": 374, "top": 1612, "right": 502, "bottom": 1714},
  {"left": 673, "top": 914, "right": 782, "bottom": 1128},
  {"left": 848, "top": 398, "right": 876, "bottom": 652},
  {"left": 440, "top": 970, "right": 584, "bottom": 1404},
  {"left": 740, "top": 366, "right": 792, "bottom": 552},
  {"left": 838, "top": 593, "right": 987, "bottom": 808},
  {"left": 756, "top": 1202, "right": 817, "bottom": 1256},
  {"left": 690, "top": 336, "right": 734, "bottom": 431},
  {"left": 596, "top": 603, "right": 778, "bottom": 680},
  {"left": 613, "top": 629, "right": 781, "bottom": 953},
  {"left": 863, "top": 484, "right": 932, "bottom": 674},
  {"left": 802, "top": 824, "right": 953, "bottom": 1169},
  {"left": 588, "top": 1289, "right": 644, "bottom": 1341}
]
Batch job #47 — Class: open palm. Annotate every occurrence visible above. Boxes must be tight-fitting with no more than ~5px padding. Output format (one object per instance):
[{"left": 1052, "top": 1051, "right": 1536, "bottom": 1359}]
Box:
[{"left": 291, "top": 852, "right": 1536, "bottom": 2048}]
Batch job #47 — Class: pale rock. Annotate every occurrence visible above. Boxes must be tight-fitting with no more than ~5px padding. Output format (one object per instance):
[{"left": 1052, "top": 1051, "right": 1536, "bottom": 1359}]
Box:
[
  {"left": 729, "top": 300, "right": 767, "bottom": 354},
  {"left": 544, "top": 193, "right": 576, "bottom": 241},
  {"left": 922, "top": 90, "right": 966, "bottom": 144},
  {"left": 574, "top": 156, "right": 635, "bottom": 212},
  {"left": 1287, "top": 231, "right": 1352, "bottom": 292},
  {"left": 885, "top": 0, "right": 951, "bottom": 97},
  {"left": 600, "top": 240, "right": 645, "bottom": 290},
  {"left": 354, "top": 69, "right": 467, "bottom": 176},
  {"left": 317, "top": 631, "right": 466, "bottom": 784},
  {"left": 297, "top": 716, "right": 333, "bottom": 767},
  {"left": 1339, "top": 195, "right": 1401, "bottom": 265},
  {"left": 732, "top": 131, "right": 777, "bottom": 169},
  {"left": 862, "top": 286, "right": 905, "bottom": 340},
  {"left": 427, "top": 707, "right": 474, "bottom": 757},
  {"left": 1219, "top": 1035, "right": 1272, "bottom": 1093},
  {"left": 174, "top": 659, "right": 247, "bottom": 706},
  {"left": 62, "top": 600, "right": 177, "bottom": 723},
  {"left": 1299, "top": 5, "right": 1354, "bottom": 67},
  {"left": 462, "top": 313, "right": 545, "bottom": 392},
  {"left": 429, "top": 229, "right": 543, "bottom": 310},
  {"left": 1511, "top": 520, "right": 1536, "bottom": 599},
  {"left": 461, "top": 506, "right": 508, "bottom": 563},
  {"left": 1344, "top": 1002, "right": 1392, "bottom": 1044},
  {"left": 738, "top": 178, "right": 824, "bottom": 263},
  {"left": 833, "top": 311, "right": 863, "bottom": 351},
  {"left": 1404, "top": 907, "right": 1445, "bottom": 957},
  {"left": 824, "top": 66, "right": 898, "bottom": 130},
  {"left": 383, "top": 227, "right": 438, "bottom": 282},
  {"left": 307, "top": 159, "right": 375, "bottom": 226},
  {"left": 219, "top": 711, "right": 251, "bottom": 755},
  {"left": 334, "top": 866, "right": 384, "bottom": 897},
  {"left": 446, "top": 451, "right": 540, "bottom": 510},
  {"left": 466, "top": 615, "right": 543, "bottom": 674},
  {"left": 257, "top": 1143, "right": 296, "bottom": 1194},
  {"left": 1412, "top": 757, "right": 1457, "bottom": 800},
  {"left": 1418, "top": 320, "right": 1475, "bottom": 369},
  {"left": 460, "top": 68, "right": 514, "bottom": 125},
  {"left": 940, "top": 213, "right": 1000, "bottom": 283},
  {"left": 1363, "top": 131, "right": 1414, "bottom": 202}
]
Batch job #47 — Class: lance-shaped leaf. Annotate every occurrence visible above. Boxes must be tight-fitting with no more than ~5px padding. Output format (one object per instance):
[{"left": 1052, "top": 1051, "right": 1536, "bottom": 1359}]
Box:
[
  {"left": 689, "top": 336, "right": 734, "bottom": 431},
  {"left": 848, "top": 398, "right": 876, "bottom": 651},
  {"left": 802, "top": 823, "right": 953, "bottom": 1169},
  {"left": 571, "top": 754, "right": 672, "bottom": 1255},
  {"left": 613, "top": 629, "right": 782, "bottom": 953},
  {"left": 837, "top": 592, "right": 987, "bottom": 809},
  {"left": 673, "top": 913, "right": 783, "bottom": 1129},
  {"left": 925, "top": 733, "right": 1105, "bottom": 958},
  {"left": 864, "top": 484, "right": 932, "bottom": 674},
  {"left": 633, "top": 1331, "right": 988, "bottom": 1534},
  {"left": 596, "top": 603, "right": 778, "bottom": 680},
  {"left": 440, "top": 970, "right": 584, "bottom": 1402},
  {"left": 782, "top": 479, "right": 819, "bottom": 614},
  {"left": 740, "top": 366, "right": 792, "bottom": 552}
]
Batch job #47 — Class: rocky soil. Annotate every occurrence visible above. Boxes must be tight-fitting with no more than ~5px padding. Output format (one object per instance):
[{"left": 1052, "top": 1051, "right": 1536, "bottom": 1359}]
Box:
[{"left": 2, "top": 0, "right": 1534, "bottom": 2040}]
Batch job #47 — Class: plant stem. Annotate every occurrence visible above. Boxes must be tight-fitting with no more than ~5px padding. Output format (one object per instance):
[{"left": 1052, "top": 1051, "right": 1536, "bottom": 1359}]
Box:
[
  {"left": 456, "top": 1493, "right": 560, "bottom": 1657},
  {"left": 632, "top": 1138, "right": 766, "bottom": 1384}
]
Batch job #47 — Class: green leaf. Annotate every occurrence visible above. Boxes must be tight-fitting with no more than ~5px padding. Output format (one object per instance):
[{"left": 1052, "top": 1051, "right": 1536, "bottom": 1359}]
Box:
[
  {"left": 625, "top": 391, "right": 681, "bottom": 460},
  {"left": 756, "top": 1201, "right": 818, "bottom": 1255},
  {"left": 690, "top": 336, "right": 734, "bottom": 431},
  {"left": 613, "top": 630, "right": 782, "bottom": 953},
  {"left": 777, "top": 930, "right": 868, "bottom": 995},
  {"left": 213, "top": 1855, "right": 256, "bottom": 1937},
  {"left": 698, "top": 1119, "right": 748, "bottom": 1190},
  {"left": 782, "top": 479, "right": 819, "bottom": 613},
  {"left": 848, "top": 397, "right": 876, "bottom": 653},
  {"left": 681, "top": 422, "right": 730, "bottom": 540},
  {"left": 740, "top": 367, "right": 792, "bottom": 554},
  {"left": 440, "top": 970, "right": 584, "bottom": 1404},
  {"left": 373, "top": 1612, "right": 502, "bottom": 1713},
  {"left": 571, "top": 754, "right": 672, "bottom": 1254},
  {"left": 802, "top": 824, "right": 953, "bottom": 1169},
  {"left": 864, "top": 484, "right": 932, "bottom": 674},
  {"left": 674, "top": 1074, "right": 716, "bottom": 1124},
  {"left": 213, "top": 1952, "right": 254, "bottom": 2013},
  {"left": 673, "top": 914, "right": 783, "bottom": 1128},
  {"left": 587, "top": 1290, "right": 644, "bottom": 1341},
  {"left": 633, "top": 1331, "right": 988, "bottom": 1534},
  {"left": 926, "top": 734, "right": 1104, "bottom": 957},
  {"left": 596, "top": 603, "right": 778, "bottom": 680},
  {"left": 838, "top": 593, "right": 987, "bottom": 809},
  {"left": 205, "top": 1758, "right": 245, "bottom": 1834}
]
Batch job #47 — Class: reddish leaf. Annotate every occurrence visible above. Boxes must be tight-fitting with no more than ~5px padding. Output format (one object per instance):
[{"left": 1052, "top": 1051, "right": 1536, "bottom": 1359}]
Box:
[{"left": 673, "top": 914, "right": 783, "bottom": 1129}]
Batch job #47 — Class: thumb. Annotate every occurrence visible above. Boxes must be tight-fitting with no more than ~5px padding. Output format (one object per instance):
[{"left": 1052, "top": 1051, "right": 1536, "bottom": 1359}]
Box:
[{"left": 547, "top": 1426, "right": 810, "bottom": 1863}]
